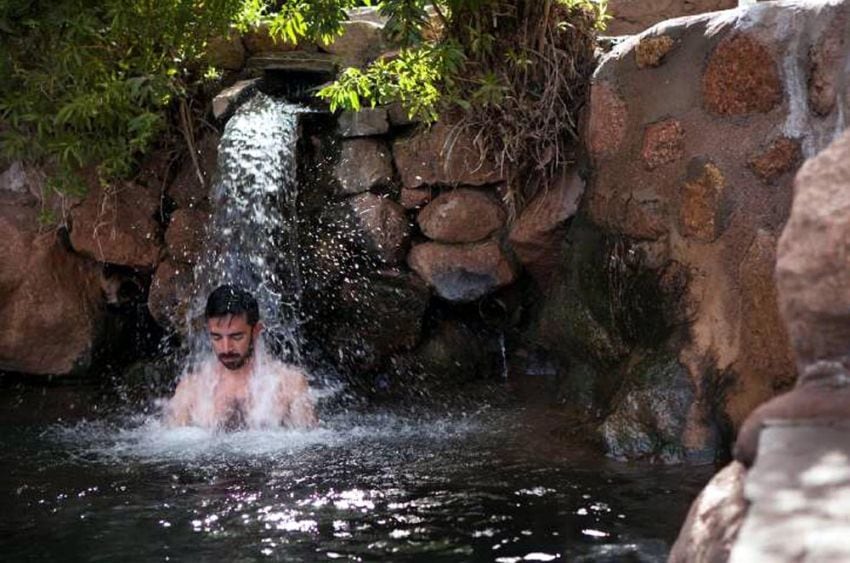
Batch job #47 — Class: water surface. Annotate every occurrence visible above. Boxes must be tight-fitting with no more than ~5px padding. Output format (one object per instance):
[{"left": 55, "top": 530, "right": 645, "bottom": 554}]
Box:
[{"left": 0, "top": 386, "right": 710, "bottom": 562}]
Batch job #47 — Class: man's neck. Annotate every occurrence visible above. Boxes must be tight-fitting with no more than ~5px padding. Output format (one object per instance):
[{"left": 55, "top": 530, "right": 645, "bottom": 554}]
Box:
[{"left": 218, "top": 356, "right": 255, "bottom": 381}]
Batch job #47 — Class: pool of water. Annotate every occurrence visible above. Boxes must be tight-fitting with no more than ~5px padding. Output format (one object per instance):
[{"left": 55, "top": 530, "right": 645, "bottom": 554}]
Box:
[{"left": 0, "top": 384, "right": 711, "bottom": 562}]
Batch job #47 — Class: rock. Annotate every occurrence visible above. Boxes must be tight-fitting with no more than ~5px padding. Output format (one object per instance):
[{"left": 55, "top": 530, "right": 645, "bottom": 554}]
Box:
[
  {"left": 212, "top": 79, "right": 259, "bottom": 121},
  {"left": 605, "top": 0, "right": 737, "bottom": 35},
  {"left": 334, "top": 139, "right": 394, "bottom": 195},
  {"left": 623, "top": 196, "right": 669, "bottom": 240},
  {"left": 641, "top": 119, "right": 684, "bottom": 170},
  {"left": 386, "top": 102, "right": 418, "bottom": 126},
  {"left": 206, "top": 30, "right": 245, "bottom": 70},
  {"left": 0, "top": 161, "right": 31, "bottom": 195},
  {"left": 600, "top": 351, "right": 695, "bottom": 462},
  {"left": 348, "top": 193, "right": 410, "bottom": 265},
  {"left": 330, "top": 270, "right": 430, "bottom": 370},
  {"left": 586, "top": 83, "right": 627, "bottom": 160},
  {"left": 338, "top": 107, "right": 389, "bottom": 137},
  {"left": 678, "top": 161, "right": 726, "bottom": 242},
  {"left": 735, "top": 380, "right": 850, "bottom": 467},
  {"left": 164, "top": 208, "right": 209, "bottom": 265},
  {"left": 776, "top": 128, "right": 850, "bottom": 364},
  {"left": 702, "top": 34, "right": 782, "bottom": 116},
  {"left": 148, "top": 259, "right": 194, "bottom": 330},
  {"left": 748, "top": 137, "right": 802, "bottom": 183},
  {"left": 417, "top": 189, "right": 505, "bottom": 243},
  {"left": 320, "top": 20, "right": 386, "bottom": 67},
  {"left": 69, "top": 182, "right": 162, "bottom": 269},
  {"left": 725, "top": 230, "right": 796, "bottom": 430},
  {"left": 635, "top": 35, "right": 675, "bottom": 69},
  {"left": 242, "top": 23, "right": 309, "bottom": 54},
  {"left": 168, "top": 132, "right": 220, "bottom": 209},
  {"left": 407, "top": 240, "right": 516, "bottom": 302},
  {"left": 808, "top": 17, "right": 846, "bottom": 116},
  {"left": 399, "top": 187, "right": 434, "bottom": 209},
  {"left": 393, "top": 119, "right": 503, "bottom": 188},
  {"left": 669, "top": 461, "right": 748, "bottom": 563},
  {"left": 0, "top": 202, "right": 104, "bottom": 375},
  {"left": 508, "top": 169, "right": 584, "bottom": 285}
]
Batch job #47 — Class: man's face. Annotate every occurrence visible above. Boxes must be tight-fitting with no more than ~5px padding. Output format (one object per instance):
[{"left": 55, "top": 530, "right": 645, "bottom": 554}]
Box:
[{"left": 207, "top": 314, "right": 258, "bottom": 371}]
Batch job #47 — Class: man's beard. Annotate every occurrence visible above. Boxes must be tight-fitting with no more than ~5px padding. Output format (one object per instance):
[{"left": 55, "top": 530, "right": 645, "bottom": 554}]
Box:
[{"left": 217, "top": 341, "right": 254, "bottom": 371}]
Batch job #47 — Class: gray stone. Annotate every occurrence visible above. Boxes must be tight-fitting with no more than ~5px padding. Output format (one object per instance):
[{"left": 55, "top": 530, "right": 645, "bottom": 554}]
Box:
[
  {"left": 407, "top": 240, "right": 516, "bottom": 302},
  {"left": 338, "top": 107, "right": 389, "bottom": 137},
  {"left": 334, "top": 138, "right": 393, "bottom": 195},
  {"left": 320, "top": 20, "right": 386, "bottom": 68},
  {"left": 212, "top": 79, "right": 259, "bottom": 121},
  {"left": 730, "top": 421, "right": 850, "bottom": 562}
]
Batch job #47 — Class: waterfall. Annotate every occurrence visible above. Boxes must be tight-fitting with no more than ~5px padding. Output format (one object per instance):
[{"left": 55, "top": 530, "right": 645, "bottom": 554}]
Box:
[{"left": 185, "top": 93, "right": 305, "bottom": 365}]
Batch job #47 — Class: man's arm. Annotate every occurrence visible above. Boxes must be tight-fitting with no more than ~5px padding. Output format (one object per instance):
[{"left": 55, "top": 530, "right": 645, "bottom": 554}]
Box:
[
  {"left": 280, "top": 368, "right": 317, "bottom": 428},
  {"left": 164, "top": 375, "right": 196, "bottom": 427}
]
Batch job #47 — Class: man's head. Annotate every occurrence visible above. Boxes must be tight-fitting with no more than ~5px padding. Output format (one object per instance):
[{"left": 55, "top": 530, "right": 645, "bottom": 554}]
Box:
[{"left": 205, "top": 285, "right": 261, "bottom": 371}]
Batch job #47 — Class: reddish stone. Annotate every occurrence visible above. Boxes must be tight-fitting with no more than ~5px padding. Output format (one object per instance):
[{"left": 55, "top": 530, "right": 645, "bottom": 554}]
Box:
[
  {"left": 0, "top": 221, "right": 104, "bottom": 375},
  {"left": 587, "top": 83, "right": 627, "bottom": 159},
  {"left": 418, "top": 189, "right": 505, "bottom": 243},
  {"left": 624, "top": 197, "right": 669, "bottom": 240},
  {"left": 703, "top": 35, "right": 782, "bottom": 116},
  {"left": 148, "top": 259, "right": 194, "bottom": 331},
  {"left": 641, "top": 119, "right": 685, "bottom": 170},
  {"left": 165, "top": 208, "right": 210, "bottom": 265},
  {"left": 407, "top": 240, "right": 516, "bottom": 302},
  {"left": 679, "top": 162, "right": 726, "bottom": 242},
  {"left": 635, "top": 35, "right": 675, "bottom": 69},
  {"left": 168, "top": 132, "right": 219, "bottom": 209},
  {"left": 776, "top": 128, "right": 850, "bottom": 365},
  {"left": 748, "top": 137, "right": 802, "bottom": 183},
  {"left": 509, "top": 169, "right": 584, "bottom": 285},
  {"left": 348, "top": 193, "right": 410, "bottom": 265},
  {"left": 400, "top": 187, "right": 434, "bottom": 209},
  {"left": 392, "top": 119, "right": 503, "bottom": 188},
  {"left": 70, "top": 182, "right": 162, "bottom": 269}
]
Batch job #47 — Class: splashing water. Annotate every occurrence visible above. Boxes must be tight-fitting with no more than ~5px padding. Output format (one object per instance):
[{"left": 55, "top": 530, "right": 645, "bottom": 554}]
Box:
[{"left": 187, "top": 93, "right": 305, "bottom": 364}]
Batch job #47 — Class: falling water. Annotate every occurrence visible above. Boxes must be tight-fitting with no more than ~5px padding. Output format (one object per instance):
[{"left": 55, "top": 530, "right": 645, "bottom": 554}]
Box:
[{"left": 186, "top": 93, "right": 305, "bottom": 363}]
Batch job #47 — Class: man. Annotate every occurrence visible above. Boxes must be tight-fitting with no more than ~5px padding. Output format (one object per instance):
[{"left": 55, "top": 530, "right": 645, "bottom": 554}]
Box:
[{"left": 165, "top": 285, "right": 317, "bottom": 429}]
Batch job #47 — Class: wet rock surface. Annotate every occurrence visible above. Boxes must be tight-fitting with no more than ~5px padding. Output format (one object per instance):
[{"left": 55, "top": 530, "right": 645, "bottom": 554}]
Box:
[
  {"left": 407, "top": 240, "right": 516, "bottom": 302},
  {"left": 69, "top": 182, "right": 161, "bottom": 269},
  {"left": 334, "top": 139, "right": 394, "bottom": 195},
  {"left": 417, "top": 189, "right": 505, "bottom": 243}
]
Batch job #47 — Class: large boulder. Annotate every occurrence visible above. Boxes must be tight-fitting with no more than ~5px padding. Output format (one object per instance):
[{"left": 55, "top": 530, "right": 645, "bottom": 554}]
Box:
[
  {"left": 334, "top": 139, "right": 394, "bottom": 195},
  {"left": 574, "top": 0, "right": 850, "bottom": 459},
  {"left": 69, "top": 182, "right": 162, "bottom": 269},
  {"left": 417, "top": 188, "right": 505, "bottom": 243},
  {"left": 393, "top": 119, "right": 504, "bottom": 188},
  {"left": 734, "top": 128, "right": 850, "bottom": 467},
  {"left": 407, "top": 240, "right": 516, "bottom": 302},
  {"left": 338, "top": 108, "right": 390, "bottom": 137},
  {"left": 0, "top": 198, "right": 104, "bottom": 374}
]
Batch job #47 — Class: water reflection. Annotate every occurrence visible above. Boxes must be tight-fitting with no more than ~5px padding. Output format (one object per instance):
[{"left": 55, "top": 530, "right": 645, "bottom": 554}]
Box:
[{"left": 1, "top": 406, "right": 711, "bottom": 561}]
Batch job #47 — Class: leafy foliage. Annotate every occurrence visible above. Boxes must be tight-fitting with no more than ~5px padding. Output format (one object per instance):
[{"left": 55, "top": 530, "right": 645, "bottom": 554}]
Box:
[
  {"left": 319, "top": 0, "right": 607, "bottom": 215},
  {"left": 0, "top": 0, "right": 359, "bottom": 200}
]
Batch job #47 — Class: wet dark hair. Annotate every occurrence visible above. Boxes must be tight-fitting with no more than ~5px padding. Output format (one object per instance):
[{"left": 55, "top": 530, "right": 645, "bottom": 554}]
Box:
[{"left": 205, "top": 285, "right": 260, "bottom": 325}]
